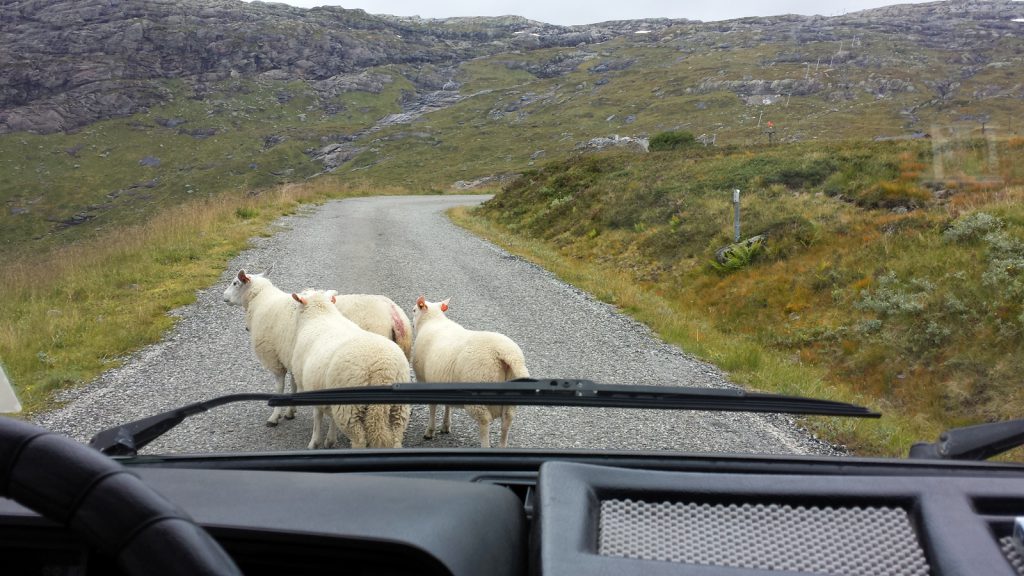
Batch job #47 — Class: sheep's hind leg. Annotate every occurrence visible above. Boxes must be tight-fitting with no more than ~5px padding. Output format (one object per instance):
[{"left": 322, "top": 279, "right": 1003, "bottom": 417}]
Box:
[
  {"left": 478, "top": 421, "right": 491, "bottom": 448},
  {"left": 324, "top": 417, "right": 340, "bottom": 448},
  {"left": 498, "top": 409, "right": 513, "bottom": 448},
  {"left": 424, "top": 404, "right": 438, "bottom": 439},
  {"left": 267, "top": 370, "right": 288, "bottom": 426},
  {"left": 441, "top": 406, "right": 452, "bottom": 434},
  {"left": 283, "top": 372, "right": 296, "bottom": 420},
  {"left": 466, "top": 406, "right": 492, "bottom": 448},
  {"left": 307, "top": 406, "right": 325, "bottom": 449}
]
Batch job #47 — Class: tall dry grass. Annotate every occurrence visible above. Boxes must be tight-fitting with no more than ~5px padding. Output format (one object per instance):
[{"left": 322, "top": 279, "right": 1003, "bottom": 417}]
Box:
[{"left": 0, "top": 179, "right": 401, "bottom": 413}]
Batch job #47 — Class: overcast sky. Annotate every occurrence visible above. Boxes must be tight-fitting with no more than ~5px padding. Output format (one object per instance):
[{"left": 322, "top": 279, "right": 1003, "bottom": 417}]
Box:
[{"left": 248, "top": 1, "right": 937, "bottom": 25}]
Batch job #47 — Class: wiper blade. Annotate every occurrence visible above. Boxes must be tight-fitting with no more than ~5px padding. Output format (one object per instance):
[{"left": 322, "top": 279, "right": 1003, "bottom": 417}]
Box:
[
  {"left": 277, "top": 379, "right": 879, "bottom": 415},
  {"left": 89, "top": 379, "right": 879, "bottom": 456},
  {"left": 909, "top": 418, "right": 1024, "bottom": 461}
]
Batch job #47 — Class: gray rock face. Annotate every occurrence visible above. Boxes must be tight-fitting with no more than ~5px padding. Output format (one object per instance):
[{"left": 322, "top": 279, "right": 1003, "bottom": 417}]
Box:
[
  {"left": 2, "top": 0, "right": 1021, "bottom": 135},
  {"left": 0, "top": 0, "right": 683, "bottom": 134}
]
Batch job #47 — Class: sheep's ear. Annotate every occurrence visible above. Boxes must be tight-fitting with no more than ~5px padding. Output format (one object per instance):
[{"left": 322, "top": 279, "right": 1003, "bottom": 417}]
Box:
[
  {"left": 440, "top": 297, "right": 450, "bottom": 313},
  {"left": 291, "top": 293, "right": 306, "bottom": 305},
  {"left": 416, "top": 296, "right": 427, "bottom": 309},
  {"left": 330, "top": 294, "right": 336, "bottom": 304},
  {"left": 237, "top": 270, "right": 250, "bottom": 283}
]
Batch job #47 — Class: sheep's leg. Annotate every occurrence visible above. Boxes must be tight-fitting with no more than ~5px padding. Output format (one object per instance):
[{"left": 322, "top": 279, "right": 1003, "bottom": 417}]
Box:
[
  {"left": 465, "top": 406, "right": 493, "bottom": 448},
  {"left": 478, "top": 421, "right": 491, "bottom": 448},
  {"left": 283, "top": 372, "right": 296, "bottom": 420},
  {"left": 424, "top": 404, "right": 438, "bottom": 439},
  {"left": 499, "top": 412, "right": 513, "bottom": 448},
  {"left": 308, "top": 406, "right": 324, "bottom": 449},
  {"left": 267, "top": 370, "right": 288, "bottom": 426},
  {"left": 324, "top": 417, "right": 340, "bottom": 448},
  {"left": 441, "top": 406, "right": 452, "bottom": 434}
]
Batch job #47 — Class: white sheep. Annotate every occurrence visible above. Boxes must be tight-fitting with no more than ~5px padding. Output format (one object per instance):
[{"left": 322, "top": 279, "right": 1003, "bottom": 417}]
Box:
[
  {"left": 222, "top": 269, "right": 301, "bottom": 426},
  {"left": 291, "top": 290, "right": 411, "bottom": 449},
  {"left": 222, "top": 270, "right": 412, "bottom": 426},
  {"left": 411, "top": 296, "right": 529, "bottom": 448}
]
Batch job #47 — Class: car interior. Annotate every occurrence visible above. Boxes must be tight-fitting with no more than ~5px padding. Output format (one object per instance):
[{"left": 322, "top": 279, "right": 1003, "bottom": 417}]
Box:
[{"left": 4, "top": 414, "right": 1024, "bottom": 576}]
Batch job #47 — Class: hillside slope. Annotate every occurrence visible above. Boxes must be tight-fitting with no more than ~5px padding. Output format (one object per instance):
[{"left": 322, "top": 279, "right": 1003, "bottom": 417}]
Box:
[
  {"left": 468, "top": 138, "right": 1024, "bottom": 454},
  {"left": 3, "top": 0, "right": 1023, "bottom": 255}
]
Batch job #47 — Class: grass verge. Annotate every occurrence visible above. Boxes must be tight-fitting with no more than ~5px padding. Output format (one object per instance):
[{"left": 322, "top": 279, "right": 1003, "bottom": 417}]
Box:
[
  {"left": 450, "top": 205, "right": 939, "bottom": 457},
  {"left": 0, "top": 178, "right": 407, "bottom": 415}
]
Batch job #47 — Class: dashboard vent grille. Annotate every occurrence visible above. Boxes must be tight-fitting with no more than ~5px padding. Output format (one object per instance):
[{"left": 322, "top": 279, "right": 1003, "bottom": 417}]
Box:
[
  {"left": 1000, "top": 537, "right": 1024, "bottom": 575},
  {"left": 599, "top": 499, "right": 929, "bottom": 575}
]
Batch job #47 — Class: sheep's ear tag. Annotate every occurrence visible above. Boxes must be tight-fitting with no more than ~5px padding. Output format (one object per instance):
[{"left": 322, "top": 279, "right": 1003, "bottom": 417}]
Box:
[
  {"left": 440, "top": 302, "right": 449, "bottom": 312},
  {"left": 331, "top": 294, "right": 336, "bottom": 304}
]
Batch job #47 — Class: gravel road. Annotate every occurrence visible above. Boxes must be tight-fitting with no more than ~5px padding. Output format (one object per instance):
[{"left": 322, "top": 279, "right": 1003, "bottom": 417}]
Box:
[{"left": 35, "top": 195, "right": 838, "bottom": 455}]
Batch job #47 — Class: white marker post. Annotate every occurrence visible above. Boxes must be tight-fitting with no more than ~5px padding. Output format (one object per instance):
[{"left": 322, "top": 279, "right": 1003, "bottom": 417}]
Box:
[{"left": 733, "top": 189, "right": 741, "bottom": 243}]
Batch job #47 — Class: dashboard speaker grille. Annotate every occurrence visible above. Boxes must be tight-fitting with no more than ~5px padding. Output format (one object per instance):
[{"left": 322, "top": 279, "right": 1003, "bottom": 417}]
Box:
[{"left": 599, "top": 499, "right": 930, "bottom": 575}]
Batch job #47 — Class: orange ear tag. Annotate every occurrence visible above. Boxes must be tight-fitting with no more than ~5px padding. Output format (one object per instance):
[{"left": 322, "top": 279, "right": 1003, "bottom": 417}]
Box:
[{"left": 440, "top": 303, "right": 448, "bottom": 312}]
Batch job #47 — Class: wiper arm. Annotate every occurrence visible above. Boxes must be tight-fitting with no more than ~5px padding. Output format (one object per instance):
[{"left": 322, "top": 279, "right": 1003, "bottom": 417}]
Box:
[
  {"left": 89, "top": 393, "right": 275, "bottom": 457},
  {"left": 909, "top": 418, "right": 1024, "bottom": 461},
  {"left": 89, "top": 379, "right": 879, "bottom": 456}
]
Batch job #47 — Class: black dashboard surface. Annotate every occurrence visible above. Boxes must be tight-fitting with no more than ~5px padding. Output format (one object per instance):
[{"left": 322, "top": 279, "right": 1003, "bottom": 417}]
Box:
[{"left": 3, "top": 453, "right": 1024, "bottom": 576}]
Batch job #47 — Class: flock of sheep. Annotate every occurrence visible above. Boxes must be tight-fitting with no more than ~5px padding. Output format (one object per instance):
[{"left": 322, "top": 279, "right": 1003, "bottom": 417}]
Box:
[{"left": 222, "top": 269, "right": 530, "bottom": 449}]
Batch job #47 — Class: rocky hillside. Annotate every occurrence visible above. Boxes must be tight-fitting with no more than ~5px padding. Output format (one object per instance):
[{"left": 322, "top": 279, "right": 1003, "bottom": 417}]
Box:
[
  {"left": 2, "top": 0, "right": 1023, "bottom": 253},
  {"left": 0, "top": 0, "right": 675, "bottom": 133}
]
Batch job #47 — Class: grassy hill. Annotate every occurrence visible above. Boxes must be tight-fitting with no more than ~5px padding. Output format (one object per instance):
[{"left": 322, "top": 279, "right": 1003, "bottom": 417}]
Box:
[{"left": 4, "top": 2, "right": 1022, "bottom": 255}]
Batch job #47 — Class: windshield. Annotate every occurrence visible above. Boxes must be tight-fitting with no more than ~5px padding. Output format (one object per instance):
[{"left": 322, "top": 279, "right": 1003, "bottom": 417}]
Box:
[{"left": 2, "top": 0, "right": 1022, "bottom": 459}]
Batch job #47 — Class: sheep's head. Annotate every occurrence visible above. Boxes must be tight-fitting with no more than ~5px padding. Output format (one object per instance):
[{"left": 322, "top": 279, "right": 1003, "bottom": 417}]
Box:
[
  {"left": 413, "top": 296, "right": 450, "bottom": 328},
  {"left": 223, "top": 270, "right": 252, "bottom": 306}
]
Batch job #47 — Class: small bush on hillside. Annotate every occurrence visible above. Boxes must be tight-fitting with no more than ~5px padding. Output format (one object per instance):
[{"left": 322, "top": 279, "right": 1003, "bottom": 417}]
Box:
[
  {"left": 235, "top": 207, "right": 259, "bottom": 219},
  {"left": 943, "top": 212, "right": 1003, "bottom": 243},
  {"left": 751, "top": 215, "right": 818, "bottom": 259},
  {"left": 650, "top": 131, "right": 697, "bottom": 151},
  {"left": 855, "top": 272, "right": 928, "bottom": 317},
  {"left": 857, "top": 179, "right": 932, "bottom": 209},
  {"left": 763, "top": 157, "right": 838, "bottom": 189}
]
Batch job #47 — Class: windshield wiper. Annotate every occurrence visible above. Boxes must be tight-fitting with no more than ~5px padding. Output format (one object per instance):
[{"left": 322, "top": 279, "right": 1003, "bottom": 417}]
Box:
[
  {"left": 909, "top": 418, "right": 1024, "bottom": 462},
  {"left": 89, "top": 378, "right": 879, "bottom": 456}
]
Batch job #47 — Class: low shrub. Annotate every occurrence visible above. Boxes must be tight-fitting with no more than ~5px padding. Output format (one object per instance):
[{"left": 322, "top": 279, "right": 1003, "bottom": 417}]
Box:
[{"left": 650, "top": 131, "right": 697, "bottom": 151}]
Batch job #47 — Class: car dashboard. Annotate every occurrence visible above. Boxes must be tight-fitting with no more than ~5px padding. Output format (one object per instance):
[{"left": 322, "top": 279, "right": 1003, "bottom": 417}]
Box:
[{"left": 3, "top": 450, "right": 1024, "bottom": 576}]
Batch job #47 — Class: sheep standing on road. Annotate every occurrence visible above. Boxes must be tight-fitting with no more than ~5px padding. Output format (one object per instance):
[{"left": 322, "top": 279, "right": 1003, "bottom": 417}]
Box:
[
  {"left": 222, "top": 269, "right": 301, "bottom": 426},
  {"left": 222, "top": 270, "right": 412, "bottom": 426},
  {"left": 291, "top": 290, "right": 411, "bottom": 449},
  {"left": 412, "top": 296, "right": 528, "bottom": 448}
]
